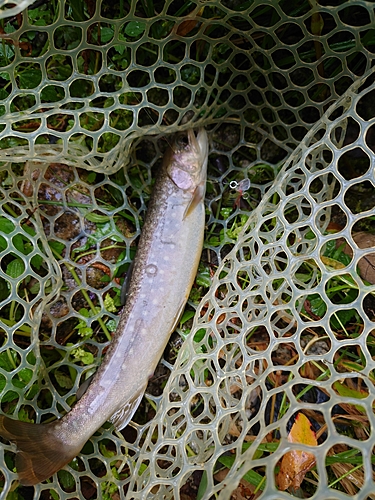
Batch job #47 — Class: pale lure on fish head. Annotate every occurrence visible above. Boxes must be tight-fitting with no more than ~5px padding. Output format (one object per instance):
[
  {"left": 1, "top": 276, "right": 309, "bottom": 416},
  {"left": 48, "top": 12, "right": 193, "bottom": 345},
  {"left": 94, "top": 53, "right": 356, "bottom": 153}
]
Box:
[{"left": 166, "top": 128, "right": 209, "bottom": 218}]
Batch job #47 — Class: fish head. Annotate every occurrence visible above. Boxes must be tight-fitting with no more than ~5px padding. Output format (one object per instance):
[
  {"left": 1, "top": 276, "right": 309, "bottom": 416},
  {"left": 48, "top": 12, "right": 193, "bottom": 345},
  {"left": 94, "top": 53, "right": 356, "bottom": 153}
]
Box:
[{"left": 166, "top": 128, "right": 208, "bottom": 193}]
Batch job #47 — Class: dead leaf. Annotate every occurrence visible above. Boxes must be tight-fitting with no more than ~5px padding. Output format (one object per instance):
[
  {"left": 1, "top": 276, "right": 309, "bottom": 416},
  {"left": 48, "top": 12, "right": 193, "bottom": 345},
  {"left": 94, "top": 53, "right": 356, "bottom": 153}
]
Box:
[
  {"left": 174, "top": 6, "right": 204, "bottom": 36},
  {"left": 328, "top": 444, "right": 375, "bottom": 499},
  {"left": 276, "top": 413, "right": 317, "bottom": 491},
  {"left": 338, "top": 232, "right": 375, "bottom": 284}
]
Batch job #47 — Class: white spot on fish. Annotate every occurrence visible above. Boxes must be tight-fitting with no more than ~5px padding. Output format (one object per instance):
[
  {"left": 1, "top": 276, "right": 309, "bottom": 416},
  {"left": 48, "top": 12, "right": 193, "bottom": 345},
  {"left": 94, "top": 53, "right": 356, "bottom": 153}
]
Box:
[
  {"left": 152, "top": 298, "right": 158, "bottom": 305},
  {"left": 163, "top": 255, "right": 170, "bottom": 261},
  {"left": 87, "top": 403, "right": 96, "bottom": 415},
  {"left": 135, "top": 318, "right": 145, "bottom": 331},
  {"left": 141, "top": 328, "right": 147, "bottom": 335},
  {"left": 145, "top": 264, "right": 158, "bottom": 277}
]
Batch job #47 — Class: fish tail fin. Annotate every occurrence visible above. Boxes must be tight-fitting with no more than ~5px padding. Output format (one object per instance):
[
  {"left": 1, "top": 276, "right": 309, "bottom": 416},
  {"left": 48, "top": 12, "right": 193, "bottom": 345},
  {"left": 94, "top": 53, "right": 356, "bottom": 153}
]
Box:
[{"left": 0, "top": 416, "right": 80, "bottom": 486}]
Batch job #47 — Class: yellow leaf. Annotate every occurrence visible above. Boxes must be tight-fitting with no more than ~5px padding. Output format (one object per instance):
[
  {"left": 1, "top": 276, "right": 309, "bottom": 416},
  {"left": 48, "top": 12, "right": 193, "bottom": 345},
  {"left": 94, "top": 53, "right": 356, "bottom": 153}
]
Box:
[{"left": 276, "top": 413, "right": 317, "bottom": 491}]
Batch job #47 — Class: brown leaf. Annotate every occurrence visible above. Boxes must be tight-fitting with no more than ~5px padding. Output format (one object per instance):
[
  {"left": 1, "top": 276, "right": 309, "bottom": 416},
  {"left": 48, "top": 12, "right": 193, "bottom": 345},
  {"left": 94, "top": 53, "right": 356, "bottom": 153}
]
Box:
[
  {"left": 328, "top": 445, "right": 375, "bottom": 498},
  {"left": 276, "top": 413, "right": 317, "bottom": 491},
  {"left": 174, "top": 6, "right": 204, "bottom": 36},
  {"left": 338, "top": 232, "right": 375, "bottom": 284}
]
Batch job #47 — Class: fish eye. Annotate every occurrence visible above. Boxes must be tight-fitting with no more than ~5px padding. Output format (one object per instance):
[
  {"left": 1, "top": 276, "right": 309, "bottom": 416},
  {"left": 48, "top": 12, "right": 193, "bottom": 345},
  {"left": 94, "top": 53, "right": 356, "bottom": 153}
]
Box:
[{"left": 176, "top": 134, "right": 189, "bottom": 149}]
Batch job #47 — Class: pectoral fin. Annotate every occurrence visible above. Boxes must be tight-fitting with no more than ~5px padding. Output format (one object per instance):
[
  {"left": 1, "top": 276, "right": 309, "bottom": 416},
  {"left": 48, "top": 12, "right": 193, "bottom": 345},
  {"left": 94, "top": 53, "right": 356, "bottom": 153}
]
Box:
[
  {"left": 76, "top": 374, "right": 94, "bottom": 400},
  {"left": 109, "top": 385, "right": 146, "bottom": 430},
  {"left": 183, "top": 182, "right": 205, "bottom": 219},
  {"left": 120, "top": 261, "right": 134, "bottom": 306}
]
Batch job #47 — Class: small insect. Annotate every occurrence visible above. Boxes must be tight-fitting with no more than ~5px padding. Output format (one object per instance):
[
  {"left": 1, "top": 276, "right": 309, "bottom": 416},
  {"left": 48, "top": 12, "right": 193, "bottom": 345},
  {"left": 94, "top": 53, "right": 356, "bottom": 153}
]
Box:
[{"left": 229, "top": 178, "right": 251, "bottom": 208}]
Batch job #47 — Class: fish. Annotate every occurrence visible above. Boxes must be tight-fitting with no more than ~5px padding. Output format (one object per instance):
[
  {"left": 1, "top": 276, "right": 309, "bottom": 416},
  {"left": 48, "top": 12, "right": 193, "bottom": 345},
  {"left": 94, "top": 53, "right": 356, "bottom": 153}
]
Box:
[{"left": 0, "top": 128, "right": 209, "bottom": 486}]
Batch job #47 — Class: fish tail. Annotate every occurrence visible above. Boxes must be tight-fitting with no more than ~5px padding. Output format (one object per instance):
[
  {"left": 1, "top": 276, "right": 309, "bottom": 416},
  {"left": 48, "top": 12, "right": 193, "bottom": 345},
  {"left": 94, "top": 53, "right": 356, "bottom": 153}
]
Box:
[{"left": 0, "top": 416, "right": 80, "bottom": 486}]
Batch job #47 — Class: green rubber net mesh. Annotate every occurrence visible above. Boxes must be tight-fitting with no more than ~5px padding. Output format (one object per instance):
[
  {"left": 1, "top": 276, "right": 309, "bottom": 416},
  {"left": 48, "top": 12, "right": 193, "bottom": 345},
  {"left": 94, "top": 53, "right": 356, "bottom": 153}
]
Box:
[{"left": 0, "top": 0, "right": 375, "bottom": 498}]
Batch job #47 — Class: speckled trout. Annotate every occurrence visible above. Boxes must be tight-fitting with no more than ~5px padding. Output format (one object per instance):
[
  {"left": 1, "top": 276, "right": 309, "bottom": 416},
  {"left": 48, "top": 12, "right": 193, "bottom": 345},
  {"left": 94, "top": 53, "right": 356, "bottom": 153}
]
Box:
[{"left": 0, "top": 128, "right": 208, "bottom": 486}]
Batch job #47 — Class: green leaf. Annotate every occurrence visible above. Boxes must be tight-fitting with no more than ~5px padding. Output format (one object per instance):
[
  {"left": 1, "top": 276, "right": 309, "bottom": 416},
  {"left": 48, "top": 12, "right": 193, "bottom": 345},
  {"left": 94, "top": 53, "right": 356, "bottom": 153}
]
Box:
[
  {"left": 106, "top": 319, "right": 117, "bottom": 332},
  {"left": 40, "top": 85, "right": 63, "bottom": 102},
  {"left": 0, "top": 276, "right": 10, "bottom": 301},
  {"left": 0, "top": 88, "right": 9, "bottom": 100},
  {"left": 179, "top": 310, "right": 195, "bottom": 326},
  {"left": 104, "top": 293, "right": 117, "bottom": 313},
  {"left": 220, "top": 207, "right": 232, "bottom": 219},
  {"left": 22, "top": 224, "right": 36, "bottom": 237},
  {"left": 12, "top": 377, "right": 27, "bottom": 389},
  {"left": 18, "top": 368, "right": 33, "bottom": 384},
  {"left": 31, "top": 254, "right": 43, "bottom": 272},
  {"left": 0, "top": 235, "right": 7, "bottom": 251},
  {"left": 71, "top": 347, "right": 94, "bottom": 365},
  {"left": 78, "top": 308, "right": 90, "bottom": 318},
  {"left": 100, "top": 27, "right": 114, "bottom": 43},
  {"left": 6, "top": 258, "right": 25, "bottom": 278},
  {"left": 1, "top": 390, "right": 18, "bottom": 403},
  {"left": 99, "top": 441, "right": 116, "bottom": 458},
  {"left": 12, "top": 234, "right": 25, "bottom": 254},
  {"left": 125, "top": 21, "right": 146, "bottom": 37},
  {"left": 307, "top": 293, "right": 327, "bottom": 318},
  {"left": 18, "top": 407, "right": 34, "bottom": 423},
  {"left": 77, "top": 327, "right": 93, "bottom": 338},
  {"left": 54, "top": 369, "right": 74, "bottom": 389},
  {"left": 196, "top": 265, "right": 211, "bottom": 287},
  {"left": 218, "top": 455, "right": 265, "bottom": 490},
  {"left": 0, "top": 374, "right": 6, "bottom": 392},
  {"left": 58, "top": 470, "right": 76, "bottom": 490},
  {"left": 196, "top": 471, "right": 208, "bottom": 500},
  {"left": 25, "top": 382, "right": 39, "bottom": 400},
  {"left": 0, "top": 351, "right": 16, "bottom": 372},
  {"left": 18, "top": 69, "right": 42, "bottom": 89},
  {"left": 193, "top": 328, "right": 206, "bottom": 343},
  {"left": 49, "top": 239, "right": 66, "bottom": 256},
  {"left": 50, "top": 489, "right": 59, "bottom": 500},
  {"left": 85, "top": 212, "right": 110, "bottom": 223},
  {"left": 333, "top": 381, "right": 367, "bottom": 413},
  {"left": 0, "top": 216, "right": 15, "bottom": 234},
  {"left": 87, "top": 172, "right": 96, "bottom": 183},
  {"left": 330, "top": 308, "right": 355, "bottom": 329},
  {"left": 69, "top": 0, "right": 86, "bottom": 21}
]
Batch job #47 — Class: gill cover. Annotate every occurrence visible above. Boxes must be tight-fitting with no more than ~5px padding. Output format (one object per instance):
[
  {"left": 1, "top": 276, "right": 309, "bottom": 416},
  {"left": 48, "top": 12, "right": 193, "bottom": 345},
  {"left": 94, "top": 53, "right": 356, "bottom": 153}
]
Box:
[{"left": 166, "top": 128, "right": 208, "bottom": 217}]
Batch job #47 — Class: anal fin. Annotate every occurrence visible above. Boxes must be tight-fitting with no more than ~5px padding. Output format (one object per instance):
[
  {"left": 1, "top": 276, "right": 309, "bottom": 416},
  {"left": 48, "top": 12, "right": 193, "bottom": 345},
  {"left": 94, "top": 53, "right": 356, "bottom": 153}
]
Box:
[
  {"left": 76, "top": 374, "right": 94, "bottom": 401},
  {"left": 109, "top": 386, "right": 146, "bottom": 430}
]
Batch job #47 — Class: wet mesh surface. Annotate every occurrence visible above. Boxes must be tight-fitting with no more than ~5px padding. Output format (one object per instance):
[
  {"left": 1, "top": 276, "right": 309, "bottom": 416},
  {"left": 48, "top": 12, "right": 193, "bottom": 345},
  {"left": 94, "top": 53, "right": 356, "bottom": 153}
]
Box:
[{"left": 0, "top": 0, "right": 374, "bottom": 499}]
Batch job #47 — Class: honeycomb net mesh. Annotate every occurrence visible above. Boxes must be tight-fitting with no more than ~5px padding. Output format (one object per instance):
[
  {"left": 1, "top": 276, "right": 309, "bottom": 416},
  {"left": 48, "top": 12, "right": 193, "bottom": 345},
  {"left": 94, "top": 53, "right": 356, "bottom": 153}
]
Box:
[{"left": 0, "top": 0, "right": 374, "bottom": 499}]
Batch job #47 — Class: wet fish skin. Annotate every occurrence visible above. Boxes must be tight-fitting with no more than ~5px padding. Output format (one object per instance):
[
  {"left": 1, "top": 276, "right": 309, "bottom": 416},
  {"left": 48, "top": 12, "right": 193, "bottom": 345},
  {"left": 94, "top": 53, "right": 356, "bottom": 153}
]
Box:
[{"left": 0, "top": 128, "right": 208, "bottom": 486}]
